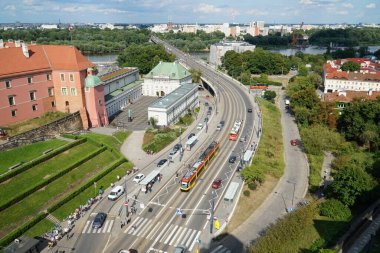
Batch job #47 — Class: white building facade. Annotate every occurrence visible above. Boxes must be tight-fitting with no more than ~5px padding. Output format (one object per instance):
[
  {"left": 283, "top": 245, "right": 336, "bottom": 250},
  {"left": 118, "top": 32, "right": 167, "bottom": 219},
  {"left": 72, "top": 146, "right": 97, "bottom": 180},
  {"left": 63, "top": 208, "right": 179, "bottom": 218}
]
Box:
[
  {"left": 209, "top": 41, "right": 256, "bottom": 66},
  {"left": 142, "top": 61, "right": 192, "bottom": 97},
  {"left": 148, "top": 84, "right": 198, "bottom": 126}
]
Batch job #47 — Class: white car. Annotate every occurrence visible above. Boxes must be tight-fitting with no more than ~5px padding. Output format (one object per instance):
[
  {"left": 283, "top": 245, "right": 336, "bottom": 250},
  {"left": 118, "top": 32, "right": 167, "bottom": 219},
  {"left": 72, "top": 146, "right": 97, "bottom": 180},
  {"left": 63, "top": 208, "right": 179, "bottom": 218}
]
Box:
[
  {"left": 108, "top": 185, "right": 124, "bottom": 200},
  {"left": 133, "top": 173, "right": 145, "bottom": 183},
  {"left": 197, "top": 123, "right": 204, "bottom": 130}
]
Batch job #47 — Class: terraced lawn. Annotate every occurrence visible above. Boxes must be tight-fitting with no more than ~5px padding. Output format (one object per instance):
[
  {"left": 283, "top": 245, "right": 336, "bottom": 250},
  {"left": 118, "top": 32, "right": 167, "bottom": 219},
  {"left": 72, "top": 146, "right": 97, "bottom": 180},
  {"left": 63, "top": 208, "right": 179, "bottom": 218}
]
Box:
[
  {"left": 0, "top": 139, "right": 67, "bottom": 175},
  {"left": 0, "top": 150, "right": 116, "bottom": 238},
  {"left": 0, "top": 141, "right": 98, "bottom": 207},
  {"left": 52, "top": 162, "right": 133, "bottom": 220}
]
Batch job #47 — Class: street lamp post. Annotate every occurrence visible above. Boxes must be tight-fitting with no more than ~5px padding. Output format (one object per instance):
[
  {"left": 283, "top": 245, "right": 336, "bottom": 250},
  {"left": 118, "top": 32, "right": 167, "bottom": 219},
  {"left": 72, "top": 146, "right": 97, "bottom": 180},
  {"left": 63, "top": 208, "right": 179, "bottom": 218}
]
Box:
[
  {"left": 124, "top": 176, "right": 129, "bottom": 218},
  {"left": 275, "top": 191, "right": 287, "bottom": 212},
  {"left": 210, "top": 191, "right": 215, "bottom": 234}
]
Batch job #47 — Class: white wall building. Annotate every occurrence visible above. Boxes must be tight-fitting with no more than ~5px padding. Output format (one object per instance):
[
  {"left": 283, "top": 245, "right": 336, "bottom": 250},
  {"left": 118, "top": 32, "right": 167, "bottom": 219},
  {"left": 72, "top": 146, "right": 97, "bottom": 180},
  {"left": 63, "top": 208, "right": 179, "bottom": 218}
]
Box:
[
  {"left": 148, "top": 84, "right": 198, "bottom": 126},
  {"left": 40, "top": 24, "right": 58, "bottom": 29},
  {"left": 209, "top": 41, "right": 256, "bottom": 66},
  {"left": 142, "top": 61, "right": 192, "bottom": 97}
]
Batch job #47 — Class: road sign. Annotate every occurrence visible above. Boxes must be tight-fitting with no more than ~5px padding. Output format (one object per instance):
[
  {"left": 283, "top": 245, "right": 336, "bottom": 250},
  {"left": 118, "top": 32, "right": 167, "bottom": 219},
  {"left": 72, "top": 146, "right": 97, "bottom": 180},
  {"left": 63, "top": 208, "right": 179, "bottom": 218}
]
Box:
[
  {"left": 176, "top": 208, "right": 183, "bottom": 216},
  {"left": 124, "top": 202, "right": 129, "bottom": 207},
  {"left": 215, "top": 219, "right": 220, "bottom": 230}
]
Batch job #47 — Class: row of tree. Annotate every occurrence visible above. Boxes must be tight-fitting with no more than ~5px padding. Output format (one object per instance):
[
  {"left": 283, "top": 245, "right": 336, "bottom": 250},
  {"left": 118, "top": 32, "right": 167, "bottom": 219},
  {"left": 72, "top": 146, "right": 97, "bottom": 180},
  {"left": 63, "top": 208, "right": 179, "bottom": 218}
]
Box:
[{"left": 0, "top": 28, "right": 151, "bottom": 54}]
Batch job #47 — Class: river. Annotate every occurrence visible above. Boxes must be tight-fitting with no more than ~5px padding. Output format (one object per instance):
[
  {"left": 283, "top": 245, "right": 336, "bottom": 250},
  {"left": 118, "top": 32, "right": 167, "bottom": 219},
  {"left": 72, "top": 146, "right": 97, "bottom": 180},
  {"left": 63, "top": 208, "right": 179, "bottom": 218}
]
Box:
[{"left": 85, "top": 45, "right": 380, "bottom": 63}]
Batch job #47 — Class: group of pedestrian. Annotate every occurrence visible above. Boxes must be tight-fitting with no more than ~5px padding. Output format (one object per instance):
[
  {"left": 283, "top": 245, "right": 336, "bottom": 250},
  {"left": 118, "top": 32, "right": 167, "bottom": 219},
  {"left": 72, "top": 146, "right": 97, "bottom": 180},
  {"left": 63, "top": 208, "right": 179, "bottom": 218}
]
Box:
[{"left": 146, "top": 150, "right": 154, "bottom": 155}]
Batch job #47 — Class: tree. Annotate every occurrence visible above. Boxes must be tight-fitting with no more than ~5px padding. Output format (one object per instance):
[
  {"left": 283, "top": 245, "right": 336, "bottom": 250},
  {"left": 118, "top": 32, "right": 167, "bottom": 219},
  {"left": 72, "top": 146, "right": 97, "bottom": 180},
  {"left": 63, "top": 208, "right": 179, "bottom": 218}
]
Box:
[
  {"left": 298, "top": 65, "right": 308, "bottom": 76},
  {"left": 308, "top": 73, "right": 323, "bottom": 88},
  {"left": 189, "top": 68, "right": 202, "bottom": 83},
  {"left": 341, "top": 61, "right": 360, "bottom": 72},
  {"left": 326, "top": 164, "right": 374, "bottom": 206},
  {"left": 263, "top": 90, "right": 276, "bottom": 103}
]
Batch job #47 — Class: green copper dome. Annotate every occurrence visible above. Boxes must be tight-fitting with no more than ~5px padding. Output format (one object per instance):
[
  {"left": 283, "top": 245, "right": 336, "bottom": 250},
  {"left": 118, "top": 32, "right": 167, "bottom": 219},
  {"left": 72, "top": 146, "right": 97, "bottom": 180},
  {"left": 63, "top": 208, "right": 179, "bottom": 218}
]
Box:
[{"left": 85, "top": 75, "right": 102, "bottom": 88}]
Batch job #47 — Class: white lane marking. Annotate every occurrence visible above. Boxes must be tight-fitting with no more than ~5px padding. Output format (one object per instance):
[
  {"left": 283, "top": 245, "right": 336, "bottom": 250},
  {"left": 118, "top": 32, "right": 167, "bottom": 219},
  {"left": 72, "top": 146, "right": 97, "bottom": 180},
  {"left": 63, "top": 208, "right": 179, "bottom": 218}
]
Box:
[
  {"left": 127, "top": 217, "right": 143, "bottom": 234},
  {"left": 149, "top": 222, "right": 170, "bottom": 240},
  {"left": 163, "top": 225, "right": 179, "bottom": 244},
  {"left": 185, "top": 193, "right": 206, "bottom": 225},
  {"left": 107, "top": 220, "right": 114, "bottom": 233},
  {"left": 180, "top": 228, "right": 193, "bottom": 247},
  {"left": 152, "top": 223, "right": 173, "bottom": 243},
  {"left": 189, "top": 231, "right": 201, "bottom": 251},
  {"left": 168, "top": 226, "right": 182, "bottom": 246},
  {"left": 185, "top": 229, "right": 197, "bottom": 248},
  {"left": 102, "top": 220, "right": 110, "bottom": 233},
  {"left": 133, "top": 218, "right": 148, "bottom": 235},
  {"left": 175, "top": 226, "right": 188, "bottom": 246},
  {"left": 97, "top": 227, "right": 102, "bottom": 233},
  {"left": 203, "top": 220, "right": 208, "bottom": 230},
  {"left": 139, "top": 219, "right": 156, "bottom": 238},
  {"left": 82, "top": 221, "right": 91, "bottom": 234}
]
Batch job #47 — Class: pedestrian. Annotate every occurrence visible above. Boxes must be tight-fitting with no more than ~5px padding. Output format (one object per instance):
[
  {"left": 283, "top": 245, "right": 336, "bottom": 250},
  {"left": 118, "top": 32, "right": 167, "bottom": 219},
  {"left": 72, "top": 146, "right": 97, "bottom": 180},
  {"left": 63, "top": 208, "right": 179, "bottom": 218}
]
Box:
[
  {"left": 176, "top": 172, "right": 179, "bottom": 178},
  {"left": 127, "top": 217, "right": 131, "bottom": 224},
  {"left": 66, "top": 233, "right": 69, "bottom": 240}
]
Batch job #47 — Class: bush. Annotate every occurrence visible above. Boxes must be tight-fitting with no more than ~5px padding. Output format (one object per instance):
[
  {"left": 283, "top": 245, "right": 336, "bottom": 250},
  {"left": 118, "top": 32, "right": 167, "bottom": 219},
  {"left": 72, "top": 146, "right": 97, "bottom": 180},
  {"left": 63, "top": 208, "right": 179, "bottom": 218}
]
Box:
[
  {"left": 0, "top": 138, "right": 86, "bottom": 183},
  {"left": 319, "top": 199, "right": 351, "bottom": 221},
  {"left": 248, "top": 182, "right": 257, "bottom": 191},
  {"left": 243, "top": 190, "right": 251, "bottom": 197}
]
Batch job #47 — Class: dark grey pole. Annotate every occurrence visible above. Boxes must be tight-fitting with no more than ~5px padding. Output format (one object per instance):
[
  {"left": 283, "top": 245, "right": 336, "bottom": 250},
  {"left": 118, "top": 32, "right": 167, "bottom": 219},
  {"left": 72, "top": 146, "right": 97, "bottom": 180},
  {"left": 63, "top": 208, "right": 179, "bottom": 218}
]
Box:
[{"left": 210, "top": 191, "right": 215, "bottom": 234}]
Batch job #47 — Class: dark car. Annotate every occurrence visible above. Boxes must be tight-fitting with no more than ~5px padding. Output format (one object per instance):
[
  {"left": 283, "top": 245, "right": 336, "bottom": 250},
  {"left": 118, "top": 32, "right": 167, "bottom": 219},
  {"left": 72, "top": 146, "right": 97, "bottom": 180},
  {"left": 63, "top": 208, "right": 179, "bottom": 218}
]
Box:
[
  {"left": 207, "top": 110, "right": 211, "bottom": 116},
  {"left": 212, "top": 179, "right": 222, "bottom": 189},
  {"left": 174, "top": 144, "right": 182, "bottom": 150},
  {"left": 205, "top": 102, "right": 209, "bottom": 107},
  {"left": 208, "top": 106, "right": 212, "bottom": 111},
  {"left": 204, "top": 117, "right": 209, "bottom": 122},
  {"left": 92, "top": 212, "right": 107, "bottom": 229},
  {"left": 229, "top": 155, "right": 237, "bottom": 163},
  {"left": 188, "top": 133, "right": 196, "bottom": 139},
  {"left": 157, "top": 159, "right": 168, "bottom": 167},
  {"left": 220, "top": 120, "right": 225, "bottom": 127},
  {"left": 248, "top": 108, "right": 252, "bottom": 113}
]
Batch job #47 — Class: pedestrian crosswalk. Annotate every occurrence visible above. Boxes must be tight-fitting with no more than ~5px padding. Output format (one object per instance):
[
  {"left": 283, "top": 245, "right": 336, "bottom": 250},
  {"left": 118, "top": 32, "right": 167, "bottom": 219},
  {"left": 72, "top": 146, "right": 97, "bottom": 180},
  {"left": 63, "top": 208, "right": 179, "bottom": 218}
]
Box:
[
  {"left": 81, "top": 219, "right": 114, "bottom": 234},
  {"left": 125, "top": 216, "right": 201, "bottom": 251},
  {"left": 147, "top": 248, "right": 167, "bottom": 253}
]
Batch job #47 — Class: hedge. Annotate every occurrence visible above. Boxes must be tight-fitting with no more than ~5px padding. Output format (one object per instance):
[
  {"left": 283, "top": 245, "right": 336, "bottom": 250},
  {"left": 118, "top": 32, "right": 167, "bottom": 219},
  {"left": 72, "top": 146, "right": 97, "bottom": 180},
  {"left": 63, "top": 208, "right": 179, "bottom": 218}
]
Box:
[
  {"left": 47, "top": 158, "right": 126, "bottom": 213},
  {"left": 0, "top": 212, "right": 48, "bottom": 248},
  {"left": 0, "top": 146, "right": 106, "bottom": 212},
  {"left": 0, "top": 138, "right": 86, "bottom": 183}
]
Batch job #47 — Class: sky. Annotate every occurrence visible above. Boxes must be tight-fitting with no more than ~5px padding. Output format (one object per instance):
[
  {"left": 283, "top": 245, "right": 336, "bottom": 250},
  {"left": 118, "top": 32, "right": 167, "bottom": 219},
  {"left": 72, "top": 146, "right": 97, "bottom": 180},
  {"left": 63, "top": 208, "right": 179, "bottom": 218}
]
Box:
[{"left": 0, "top": 0, "right": 379, "bottom": 24}]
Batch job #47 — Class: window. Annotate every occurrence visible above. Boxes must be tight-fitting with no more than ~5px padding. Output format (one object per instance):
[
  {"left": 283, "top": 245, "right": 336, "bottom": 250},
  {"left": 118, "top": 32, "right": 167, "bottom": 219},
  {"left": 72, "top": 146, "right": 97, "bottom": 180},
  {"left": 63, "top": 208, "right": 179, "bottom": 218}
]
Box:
[
  {"left": 5, "top": 80, "right": 11, "bottom": 89},
  {"left": 27, "top": 76, "right": 33, "bottom": 84},
  {"left": 70, "top": 87, "right": 77, "bottom": 96},
  {"left": 32, "top": 104, "right": 37, "bottom": 111},
  {"left": 29, "top": 91, "right": 36, "bottom": 101},
  {"left": 60, "top": 73, "right": 65, "bottom": 82},
  {"left": 85, "top": 87, "right": 90, "bottom": 92},
  {"left": 48, "top": 87, "right": 54, "bottom": 96},
  {"left": 98, "top": 99, "right": 102, "bottom": 105},
  {"left": 51, "top": 101, "right": 56, "bottom": 107},
  {"left": 47, "top": 74, "right": 52, "bottom": 80},
  {"left": 61, "top": 87, "right": 68, "bottom": 96},
  {"left": 11, "top": 110, "right": 17, "bottom": 117},
  {"left": 8, "top": 96, "right": 15, "bottom": 106},
  {"left": 69, "top": 74, "right": 74, "bottom": 82}
]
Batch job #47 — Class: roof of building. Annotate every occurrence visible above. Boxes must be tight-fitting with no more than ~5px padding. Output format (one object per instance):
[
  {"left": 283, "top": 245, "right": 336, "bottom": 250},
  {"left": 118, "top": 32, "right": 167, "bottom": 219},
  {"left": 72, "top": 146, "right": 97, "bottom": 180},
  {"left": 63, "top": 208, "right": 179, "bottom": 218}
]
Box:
[
  {"left": 145, "top": 61, "right": 190, "bottom": 80},
  {"left": 323, "top": 91, "right": 380, "bottom": 103},
  {"left": 105, "top": 80, "right": 143, "bottom": 101},
  {"left": 0, "top": 44, "right": 94, "bottom": 78},
  {"left": 85, "top": 75, "right": 103, "bottom": 88},
  {"left": 149, "top": 83, "right": 197, "bottom": 109},
  {"left": 4, "top": 235, "right": 39, "bottom": 253},
  {"left": 99, "top": 67, "right": 135, "bottom": 82}
]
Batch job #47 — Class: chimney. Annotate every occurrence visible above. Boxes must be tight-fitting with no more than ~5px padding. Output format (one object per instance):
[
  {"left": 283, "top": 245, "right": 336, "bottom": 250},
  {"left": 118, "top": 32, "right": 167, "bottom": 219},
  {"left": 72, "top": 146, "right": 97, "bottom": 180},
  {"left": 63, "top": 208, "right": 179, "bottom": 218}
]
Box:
[
  {"left": 22, "top": 43, "right": 29, "bottom": 58},
  {"left": 0, "top": 39, "right": 3, "bottom": 48}
]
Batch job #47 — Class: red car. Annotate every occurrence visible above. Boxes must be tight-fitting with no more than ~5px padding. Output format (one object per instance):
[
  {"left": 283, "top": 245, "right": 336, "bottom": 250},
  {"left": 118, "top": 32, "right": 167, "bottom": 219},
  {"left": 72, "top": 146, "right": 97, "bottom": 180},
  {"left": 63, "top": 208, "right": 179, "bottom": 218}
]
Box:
[
  {"left": 212, "top": 179, "right": 222, "bottom": 189},
  {"left": 290, "top": 139, "right": 297, "bottom": 146}
]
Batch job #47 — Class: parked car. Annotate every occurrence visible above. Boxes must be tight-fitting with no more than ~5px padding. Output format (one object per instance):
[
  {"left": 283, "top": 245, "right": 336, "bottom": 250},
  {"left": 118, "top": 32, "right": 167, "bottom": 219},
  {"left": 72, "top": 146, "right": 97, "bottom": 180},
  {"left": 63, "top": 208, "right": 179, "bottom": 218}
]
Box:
[
  {"left": 197, "top": 123, "right": 204, "bottom": 130},
  {"left": 157, "top": 159, "right": 168, "bottom": 167},
  {"left": 108, "top": 185, "right": 124, "bottom": 201},
  {"left": 174, "top": 246, "right": 187, "bottom": 253},
  {"left": 92, "top": 212, "right": 107, "bottom": 229},
  {"left": 248, "top": 108, "right": 252, "bottom": 113},
  {"left": 188, "top": 133, "right": 196, "bottom": 139},
  {"left": 133, "top": 173, "right": 145, "bottom": 183},
  {"left": 240, "top": 135, "right": 246, "bottom": 142},
  {"left": 208, "top": 106, "right": 212, "bottom": 111},
  {"left": 290, "top": 139, "right": 297, "bottom": 146},
  {"left": 207, "top": 110, "right": 211, "bottom": 116},
  {"left": 220, "top": 120, "right": 225, "bottom": 127},
  {"left": 118, "top": 249, "right": 138, "bottom": 253},
  {"left": 204, "top": 117, "right": 209, "bottom": 122},
  {"left": 174, "top": 144, "right": 182, "bottom": 150},
  {"left": 212, "top": 179, "right": 222, "bottom": 189},
  {"left": 229, "top": 155, "right": 237, "bottom": 163},
  {"left": 205, "top": 102, "right": 209, "bottom": 106}
]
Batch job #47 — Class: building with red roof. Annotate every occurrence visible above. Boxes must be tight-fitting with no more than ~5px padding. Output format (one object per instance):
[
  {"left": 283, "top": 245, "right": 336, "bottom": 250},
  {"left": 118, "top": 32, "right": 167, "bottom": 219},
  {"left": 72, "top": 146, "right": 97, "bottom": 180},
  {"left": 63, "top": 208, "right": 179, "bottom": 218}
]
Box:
[
  {"left": 323, "top": 58, "right": 380, "bottom": 105},
  {"left": 0, "top": 41, "right": 108, "bottom": 128}
]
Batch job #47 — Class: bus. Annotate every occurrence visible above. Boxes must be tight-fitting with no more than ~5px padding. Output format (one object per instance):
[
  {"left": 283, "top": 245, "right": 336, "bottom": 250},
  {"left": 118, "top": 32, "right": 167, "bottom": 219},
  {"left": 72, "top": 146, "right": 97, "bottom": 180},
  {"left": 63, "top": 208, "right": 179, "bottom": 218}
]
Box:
[
  {"left": 229, "top": 120, "right": 242, "bottom": 141},
  {"left": 186, "top": 136, "right": 198, "bottom": 151},
  {"left": 250, "top": 83, "right": 268, "bottom": 89},
  {"left": 180, "top": 141, "right": 220, "bottom": 191}
]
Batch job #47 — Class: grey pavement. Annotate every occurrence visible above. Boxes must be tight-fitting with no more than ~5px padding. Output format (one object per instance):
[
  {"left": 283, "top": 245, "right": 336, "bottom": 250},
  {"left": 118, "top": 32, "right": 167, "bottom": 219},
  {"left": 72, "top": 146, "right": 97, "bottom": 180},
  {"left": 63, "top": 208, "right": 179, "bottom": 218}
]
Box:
[
  {"left": 321, "top": 151, "right": 334, "bottom": 187},
  {"left": 90, "top": 126, "right": 118, "bottom": 136}
]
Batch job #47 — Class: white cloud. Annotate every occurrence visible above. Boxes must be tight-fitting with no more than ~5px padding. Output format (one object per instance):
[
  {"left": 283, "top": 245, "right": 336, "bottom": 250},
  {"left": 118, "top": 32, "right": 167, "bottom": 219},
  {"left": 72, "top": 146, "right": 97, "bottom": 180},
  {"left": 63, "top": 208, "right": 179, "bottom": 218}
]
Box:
[
  {"left": 299, "top": 0, "right": 314, "bottom": 5},
  {"left": 22, "top": 0, "right": 35, "bottom": 6},
  {"left": 336, "top": 10, "right": 348, "bottom": 15},
  {"left": 246, "top": 9, "right": 269, "bottom": 16},
  {"left": 342, "top": 3, "right": 353, "bottom": 8},
  {"left": 5, "top": 5, "right": 16, "bottom": 11},
  {"left": 62, "top": 4, "right": 128, "bottom": 14},
  {"left": 366, "top": 3, "right": 376, "bottom": 9},
  {"left": 194, "top": 3, "right": 222, "bottom": 13}
]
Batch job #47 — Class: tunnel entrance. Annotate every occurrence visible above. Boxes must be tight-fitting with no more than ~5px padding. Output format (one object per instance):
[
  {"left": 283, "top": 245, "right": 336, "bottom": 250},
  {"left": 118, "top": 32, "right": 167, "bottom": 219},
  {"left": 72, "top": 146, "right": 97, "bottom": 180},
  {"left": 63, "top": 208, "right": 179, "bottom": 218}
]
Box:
[{"left": 200, "top": 78, "right": 215, "bottom": 97}]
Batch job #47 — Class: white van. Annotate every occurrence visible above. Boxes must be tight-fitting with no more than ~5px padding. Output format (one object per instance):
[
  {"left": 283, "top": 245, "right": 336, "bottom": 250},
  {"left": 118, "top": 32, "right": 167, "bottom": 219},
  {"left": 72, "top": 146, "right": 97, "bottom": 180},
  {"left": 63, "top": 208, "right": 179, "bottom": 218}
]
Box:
[{"left": 108, "top": 185, "right": 124, "bottom": 200}]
